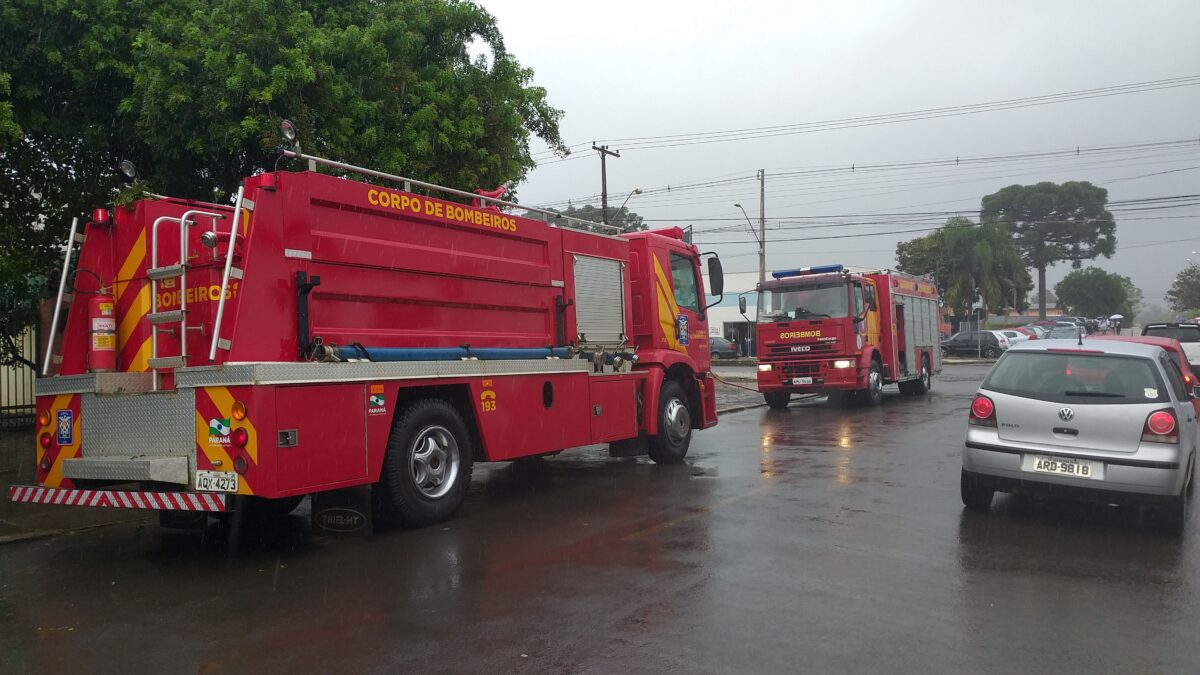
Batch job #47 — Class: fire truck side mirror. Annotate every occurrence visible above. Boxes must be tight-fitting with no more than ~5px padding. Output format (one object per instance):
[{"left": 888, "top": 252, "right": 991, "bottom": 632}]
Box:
[
  {"left": 706, "top": 255, "right": 724, "bottom": 297},
  {"left": 738, "top": 295, "right": 748, "bottom": 315}
]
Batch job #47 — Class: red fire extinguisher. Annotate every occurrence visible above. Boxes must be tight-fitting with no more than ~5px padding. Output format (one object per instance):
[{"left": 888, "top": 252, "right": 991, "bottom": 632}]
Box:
[{"left": 88, "top": 289, "right": 117, "bottom": 372}]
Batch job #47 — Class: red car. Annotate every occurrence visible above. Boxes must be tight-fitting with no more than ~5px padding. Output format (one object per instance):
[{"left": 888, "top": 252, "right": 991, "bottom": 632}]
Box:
[{"left": 1089, "top": 334, "right": 1200, "bottom": 414}]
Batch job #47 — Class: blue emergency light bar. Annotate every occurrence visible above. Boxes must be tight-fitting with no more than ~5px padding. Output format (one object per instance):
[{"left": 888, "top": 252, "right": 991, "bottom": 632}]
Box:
[{"left": 771, "top": 264, "right": 845, "bottom": 279}]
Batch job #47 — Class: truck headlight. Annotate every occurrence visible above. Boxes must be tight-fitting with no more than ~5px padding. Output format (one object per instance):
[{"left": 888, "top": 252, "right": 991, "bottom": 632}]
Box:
[
  {"left": 832, "top": 359, "right": 854, "bottom": 369},
  {"left": 758, "top": 364, "right": 773, "bottom": 372}
]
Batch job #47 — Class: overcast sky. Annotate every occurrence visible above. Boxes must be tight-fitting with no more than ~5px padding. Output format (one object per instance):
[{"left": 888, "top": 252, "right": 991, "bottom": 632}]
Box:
[{"left": 480, "top": 0, "right": 1200, "bottom": 307}]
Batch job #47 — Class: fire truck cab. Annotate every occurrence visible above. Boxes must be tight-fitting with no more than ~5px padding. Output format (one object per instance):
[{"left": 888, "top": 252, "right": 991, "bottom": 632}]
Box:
[{"left": 749, "top": 264, "right": 941, "bottom": 408}]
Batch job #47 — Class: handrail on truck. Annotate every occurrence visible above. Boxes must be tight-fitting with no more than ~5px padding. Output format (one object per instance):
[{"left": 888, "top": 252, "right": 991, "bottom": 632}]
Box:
[
  {"left": 209, "top": 184, "right": 245, "bottom": 361},
  {"left": 42, "top": 217, "right": 80, "bottom": 376},
  {"left": 279, "top": 149, "right": 621, "bottom": 233}
]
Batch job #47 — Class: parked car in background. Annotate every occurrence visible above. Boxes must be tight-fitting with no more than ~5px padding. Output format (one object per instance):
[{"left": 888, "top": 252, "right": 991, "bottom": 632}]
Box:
[
  {"left": 709, "top": 335, "right": 741, "bottom": 359},
  {"left": 998, "top": 329, "right": 1032, "bottom": 344},
  {"left": 961, "top": 340, "right": 1198, "bottom": 532},
  {"left": 1141, "top": 323, "right": 1200, "bottom": 365},
  {"left": 1045, "top": 326, "right": 1084, "bottom": 340},
  {"left": 942, "top": 330, "right": 1007, "bottom": 358},
  {"left": 1021, "top": 325, "right": 1049, "bottom": 339}
]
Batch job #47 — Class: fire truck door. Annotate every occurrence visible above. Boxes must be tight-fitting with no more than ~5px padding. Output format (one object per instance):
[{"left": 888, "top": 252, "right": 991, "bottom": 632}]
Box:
[
  {"left": 665, "top": 251, "right": 708, "bottom": 359},
  {"left": 896, "top": 304, "right": 908, "bottom": 374}
]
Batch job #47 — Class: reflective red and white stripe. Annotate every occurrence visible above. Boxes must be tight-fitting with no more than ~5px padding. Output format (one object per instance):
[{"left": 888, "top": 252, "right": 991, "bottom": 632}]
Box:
[{"left": 8, "top": 486, "right": 227, "bottom": 511}]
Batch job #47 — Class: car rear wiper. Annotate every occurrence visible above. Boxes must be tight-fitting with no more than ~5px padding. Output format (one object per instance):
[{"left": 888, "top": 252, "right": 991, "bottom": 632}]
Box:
[{"left": 1063, "top": 390, "right": 1125, "bottom": 398}]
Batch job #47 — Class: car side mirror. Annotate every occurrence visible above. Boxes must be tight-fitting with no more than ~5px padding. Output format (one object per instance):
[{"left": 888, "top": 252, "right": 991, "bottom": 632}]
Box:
[
  {"left": 738, "top": 295, "right": 747, "bottom": 315},
  {"left": 1192, "top": 385, "right": 1200, "bottom": 399}
]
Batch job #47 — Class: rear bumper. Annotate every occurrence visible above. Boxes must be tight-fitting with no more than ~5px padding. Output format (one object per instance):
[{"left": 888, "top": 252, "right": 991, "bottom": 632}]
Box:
[
  {"left": 9, "top": 485, "right": 228, "bottom": 512},
  {"left": 962, "top": 442, "right": 1188, "bottom": 498}
]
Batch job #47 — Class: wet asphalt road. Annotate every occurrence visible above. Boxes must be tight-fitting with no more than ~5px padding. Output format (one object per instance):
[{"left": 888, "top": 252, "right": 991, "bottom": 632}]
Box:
[{"left": 3, "top": 364, "right": 1200, "bottom": 673}]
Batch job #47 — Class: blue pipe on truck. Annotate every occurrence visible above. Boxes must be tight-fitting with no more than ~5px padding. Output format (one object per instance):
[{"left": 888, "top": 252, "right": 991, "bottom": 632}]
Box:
[{"left": 334, "top": 346, "right": 573, "bottom": 362}]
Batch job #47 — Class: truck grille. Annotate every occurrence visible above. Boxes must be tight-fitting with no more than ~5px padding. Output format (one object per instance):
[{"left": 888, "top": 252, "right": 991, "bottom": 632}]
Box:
[
  {"left": 768, "top": 343, "right": 837, "bottom": 357},
  {"left": 781, "top": 363, "right": 821, "bottom": 377}
]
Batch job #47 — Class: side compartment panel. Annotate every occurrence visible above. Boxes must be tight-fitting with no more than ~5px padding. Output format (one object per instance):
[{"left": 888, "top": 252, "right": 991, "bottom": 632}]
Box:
[
  {"left": 274, "top": 384, "right": 368, "bottom": 491},
  {"left": 588, "top": 376, "right": 640, "bottom": 443},
  {"left": 469, "top": 373, "right": 592, "bottom": 461}
]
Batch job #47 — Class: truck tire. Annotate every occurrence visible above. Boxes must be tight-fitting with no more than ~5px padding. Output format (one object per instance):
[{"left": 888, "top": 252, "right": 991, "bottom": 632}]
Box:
[
  {"left": 377, "top": 399, "right": 474, "bottom": 527},
  {"left": 764, "top": 391, "right": 791, "bottom": 409},
  {"left": 648, "top": 380, "right": 692, "bottom": 464},
  {"left": 910, "top": 356, "right": 931, "bottom": 395},
  {"left": 858, "top": 361, "right": 884, "bottom": 406}
]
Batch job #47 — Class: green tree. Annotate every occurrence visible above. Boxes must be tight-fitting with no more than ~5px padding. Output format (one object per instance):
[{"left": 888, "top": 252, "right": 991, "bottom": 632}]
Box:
[
  {"left": 522, "top": 204, "right": 647, "bottom": 234},
  {"left": 895, "top": 217, "right": 1030, "bottom": 318},
  {"left": 1053, "top": 267, "right": 1139, "bottom": 319},
  {"left": 0, "top": 0, "right": 564, "bottom": 365},
  {"left": 1167, "top": 265, "right": 1200, "bottom": 314},
  {"left": 980, "top": 181, "right": 1116, "bottom": 320}
]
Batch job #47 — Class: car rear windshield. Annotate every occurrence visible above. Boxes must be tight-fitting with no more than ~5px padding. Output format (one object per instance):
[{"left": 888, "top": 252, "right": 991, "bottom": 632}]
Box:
[
  {"left": 1142, "top": 325, "right": 1200, "bottom": 343},
  {"left": 982, "top": 351, "right": 1169, "bottom": 405}
]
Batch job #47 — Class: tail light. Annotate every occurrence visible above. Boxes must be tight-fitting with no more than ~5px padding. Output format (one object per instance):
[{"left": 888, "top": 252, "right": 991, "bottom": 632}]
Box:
[
  {"left": 231, "top": 427, "right": 249, "bottom": 447},
  {"left": 969, "top": 395, "right": 996, "bottom": 427},
  {"left": 37, "top": 410, "right": 51, "bottom": 427},
  {"left": 1142, "top": 409, "right": 1178, "bottom": 443},
  {"left": 39, "top": 433, "right": 52, "bottom": 449}
]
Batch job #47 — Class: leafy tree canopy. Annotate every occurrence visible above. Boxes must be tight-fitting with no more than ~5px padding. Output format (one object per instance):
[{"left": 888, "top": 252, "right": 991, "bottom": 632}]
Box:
[
  {"left": 0, "top": 0, "right": 565, "bottom": 364},
  {"left": 1053, "top": 266, "right": 1139, "bottom": 319},
  {"left": 980, "top": 181, "right": 1116, "bottom": 319},
  {"left": 895, "top": 217, "right": 1031, "bottom": 317},
  {"left": 1167, "top": 265, "right": 1200, "bottom": 314}
]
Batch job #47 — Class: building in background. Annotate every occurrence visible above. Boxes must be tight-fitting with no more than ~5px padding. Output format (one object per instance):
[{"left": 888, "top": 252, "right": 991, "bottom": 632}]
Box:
[{"left": 705, "top": 271, "right": 760, "bottom": 356}]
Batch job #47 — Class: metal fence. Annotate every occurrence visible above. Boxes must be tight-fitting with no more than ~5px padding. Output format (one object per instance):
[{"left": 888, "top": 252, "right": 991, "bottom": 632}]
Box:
[{"left": 1, "top": 327, "right": 37, "bottom": 430}]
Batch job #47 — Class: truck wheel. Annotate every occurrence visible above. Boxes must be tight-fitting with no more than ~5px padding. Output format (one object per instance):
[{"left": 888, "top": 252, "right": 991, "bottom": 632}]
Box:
[
  {"left": 911, "top": 356, "right": 931, "bottom": 395},
  {"left": 764, "top": 391, "right": 791, "bottom": 409},
  {"left": 859, "top": 361, "right": 883, "bottom": 406},
  {"left": 960, "top": 469, "right": 994, "bottom": 511},
  {"left": 378, "top": 399, "right": 474, "bottom": 527},
  {"left": 648, "top": 380, "right": 692, "bottom": 464}
]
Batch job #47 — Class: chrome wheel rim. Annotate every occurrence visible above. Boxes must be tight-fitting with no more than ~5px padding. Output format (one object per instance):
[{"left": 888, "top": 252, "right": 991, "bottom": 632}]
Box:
[
  {"left": 664, "top": 397, "right": 690, "bottom": 444},
  {"left": 409, "top": 425, "right": 460, "bottom": 499},
  {"left": 869, "top": 368, "right": 882, "bottom": 397}
]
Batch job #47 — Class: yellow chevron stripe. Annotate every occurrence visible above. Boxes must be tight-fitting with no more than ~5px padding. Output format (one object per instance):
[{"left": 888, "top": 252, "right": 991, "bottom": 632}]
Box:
[
  {"left": 127, "top": 338, "right": 151, "bottom": 373},
  {"left": 118, "top": 284, "right": 151, "bottom": 350},
  {"left": 113, "top": 229, "right": 146, "bottom": 302}
]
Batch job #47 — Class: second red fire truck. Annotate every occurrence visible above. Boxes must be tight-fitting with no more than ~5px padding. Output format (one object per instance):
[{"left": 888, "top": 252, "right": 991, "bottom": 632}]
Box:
[
  {"left": 10, "top": 122, "right": 725, "bottom": 530},
  {"left": 748, "top": 265, "right": 941, "bottom": 408}
]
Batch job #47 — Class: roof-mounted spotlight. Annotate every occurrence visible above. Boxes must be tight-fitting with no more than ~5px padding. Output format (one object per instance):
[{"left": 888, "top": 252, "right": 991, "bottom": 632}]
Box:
[
  {"left": 118, "top": 160, "right": 138, "bottom": 183},
  {"left": 280, "top": 119, "right": 301, "bottom": 153}
]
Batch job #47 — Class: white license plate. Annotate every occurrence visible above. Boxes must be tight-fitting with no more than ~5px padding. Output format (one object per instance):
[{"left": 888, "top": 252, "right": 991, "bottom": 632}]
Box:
[
  {"left": 1026, "top": 455, "right": 1102, "bottom": 480},
  {"left": 792, "top": 377, "right": 813, "bottom": 385},
  {"left": 195, "top": 470, "right": 239, "bottom": 493}
]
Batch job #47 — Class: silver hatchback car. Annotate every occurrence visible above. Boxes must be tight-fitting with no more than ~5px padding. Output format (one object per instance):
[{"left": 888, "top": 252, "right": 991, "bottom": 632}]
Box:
[{"left": 962, "top": 340, "right": 1198, "bottom": 530}]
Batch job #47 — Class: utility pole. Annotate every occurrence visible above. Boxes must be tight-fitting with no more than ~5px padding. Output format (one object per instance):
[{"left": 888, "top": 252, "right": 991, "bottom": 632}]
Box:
[
  {"left": 757, "top": 168, "right": 766, "bottom": 314},
  {"left": 592, "top": 144, "right": 620, "bottom": 224}
]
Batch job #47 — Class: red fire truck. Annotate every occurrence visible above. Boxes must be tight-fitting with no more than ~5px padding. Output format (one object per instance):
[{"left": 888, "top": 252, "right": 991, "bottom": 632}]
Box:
[
  {"left": 747, "top": 264, "right": 941, "bottom": 408},
  {"left": 10, "top": 124, "right": 725, "bottom": 529}
]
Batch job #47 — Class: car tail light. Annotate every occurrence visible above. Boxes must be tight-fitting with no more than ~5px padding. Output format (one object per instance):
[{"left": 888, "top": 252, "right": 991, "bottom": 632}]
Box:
[
  {"left": 969, "top": 395, "right": 996, "bottom": 427},
  {"left": 1142, "top": 409, "right": 1178, "bottom": 443},
  {"left": 231, "top": 427, "right": 249, "bottom": 447}
]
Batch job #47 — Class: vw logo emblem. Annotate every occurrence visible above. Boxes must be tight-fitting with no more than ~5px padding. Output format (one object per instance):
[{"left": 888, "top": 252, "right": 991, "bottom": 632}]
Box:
[{"left": 1058, "top": 407, "right": 1075, "bottom": 422}]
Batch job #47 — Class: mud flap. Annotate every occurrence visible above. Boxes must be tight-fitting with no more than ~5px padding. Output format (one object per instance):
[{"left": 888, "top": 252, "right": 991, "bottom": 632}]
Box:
[
  {"left": 609, "top": 433, "right": 649, "bottom": 457},
  {"left": 311, "top": 485, "right": 374, "bottom": 537}
]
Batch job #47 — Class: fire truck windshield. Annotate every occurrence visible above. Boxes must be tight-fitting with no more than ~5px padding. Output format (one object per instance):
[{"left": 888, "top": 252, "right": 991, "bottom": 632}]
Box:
[{"left": 759, "top": 282, "right": 849, "bottom": 322}]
